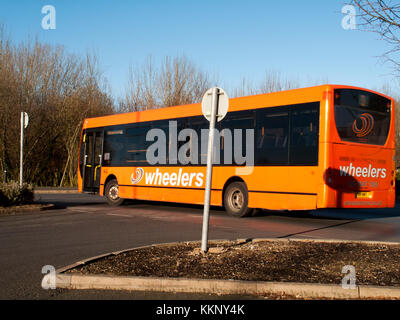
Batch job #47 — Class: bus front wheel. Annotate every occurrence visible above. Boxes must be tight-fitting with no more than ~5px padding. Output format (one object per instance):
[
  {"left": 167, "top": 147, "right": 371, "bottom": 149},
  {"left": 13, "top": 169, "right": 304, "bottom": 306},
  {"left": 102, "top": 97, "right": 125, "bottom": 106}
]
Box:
[
  {"left": 224, "top": 181, "right": 253, "bottom": 217},
  {"left": 105, "top": 179, "right": 124, "bottom": 206}
]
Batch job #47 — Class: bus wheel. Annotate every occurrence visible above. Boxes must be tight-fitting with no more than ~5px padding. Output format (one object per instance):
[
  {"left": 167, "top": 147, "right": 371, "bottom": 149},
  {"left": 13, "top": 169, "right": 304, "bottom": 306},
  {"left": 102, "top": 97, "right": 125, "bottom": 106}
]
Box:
[
  {"left": 224, "top": 182, "right": 253, "bottom": 217},
  {"left": 105, "top": 179, "right": 124, "bottom": 206}
]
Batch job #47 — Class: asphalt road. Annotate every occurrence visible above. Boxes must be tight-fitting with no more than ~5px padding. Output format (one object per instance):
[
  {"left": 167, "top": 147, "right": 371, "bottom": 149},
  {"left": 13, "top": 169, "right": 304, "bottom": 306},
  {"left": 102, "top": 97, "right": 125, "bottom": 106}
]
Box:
[{"left": 1, "top": 192, "right": 400, "bottom": 300}]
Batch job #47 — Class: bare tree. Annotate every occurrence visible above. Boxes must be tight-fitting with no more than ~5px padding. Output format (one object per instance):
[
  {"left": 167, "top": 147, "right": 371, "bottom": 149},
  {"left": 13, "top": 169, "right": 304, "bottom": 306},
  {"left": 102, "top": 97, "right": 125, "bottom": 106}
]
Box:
[
  {"left": 232, "top": 70, "right": 302, "bottom": 97},
  {"left": 158, "top": 56, "right": 210, "bottom": 107},
  {"left": 120, "top": 55, "right": 211, "bottom": 111},
  {"left": 352, "top": 0, "right": 400, "bottom": 71},
  {"left": 0, "top": 27, "right": 114, "bottom": 187},
  {"left": 121, "top": 55, "right": 158, "bottom": 112}
]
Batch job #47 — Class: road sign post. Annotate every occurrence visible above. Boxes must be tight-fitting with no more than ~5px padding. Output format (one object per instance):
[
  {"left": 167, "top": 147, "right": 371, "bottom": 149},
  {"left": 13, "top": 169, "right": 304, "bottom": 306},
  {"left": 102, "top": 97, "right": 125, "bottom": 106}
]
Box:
[
  {"left": 201, "top": 87, "right": 229, "bottom": 253},
  {"left": 20, "top": 112, "right": 29, "bottom": 188}
]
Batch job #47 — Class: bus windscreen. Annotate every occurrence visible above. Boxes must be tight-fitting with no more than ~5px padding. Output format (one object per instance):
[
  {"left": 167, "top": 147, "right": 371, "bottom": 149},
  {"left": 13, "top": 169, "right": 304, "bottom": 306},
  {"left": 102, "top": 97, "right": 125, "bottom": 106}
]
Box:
[{"left": 334, "top": 89, "right": 391, "bottom": 146}]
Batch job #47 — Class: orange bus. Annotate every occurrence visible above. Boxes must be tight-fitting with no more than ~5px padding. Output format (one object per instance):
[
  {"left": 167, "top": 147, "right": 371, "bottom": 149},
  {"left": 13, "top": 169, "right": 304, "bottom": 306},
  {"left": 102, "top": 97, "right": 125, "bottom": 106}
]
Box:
[{"left": 78, "top": 85, "right": 396, "bottom": 217}]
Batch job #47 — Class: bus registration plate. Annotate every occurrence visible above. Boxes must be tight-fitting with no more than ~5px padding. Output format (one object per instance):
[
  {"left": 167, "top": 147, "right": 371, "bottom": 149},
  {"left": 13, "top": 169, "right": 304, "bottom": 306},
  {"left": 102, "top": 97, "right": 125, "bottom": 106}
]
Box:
[{"left": 355, "top": 192, "right": 372, "bottom": 199}]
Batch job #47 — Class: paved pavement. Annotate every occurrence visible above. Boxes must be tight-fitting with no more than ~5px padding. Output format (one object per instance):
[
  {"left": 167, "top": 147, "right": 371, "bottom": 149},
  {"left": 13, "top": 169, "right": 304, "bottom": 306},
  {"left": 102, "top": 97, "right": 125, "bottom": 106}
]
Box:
[{"left": 1, "top": 192, "right": 400, "bottom": 300}]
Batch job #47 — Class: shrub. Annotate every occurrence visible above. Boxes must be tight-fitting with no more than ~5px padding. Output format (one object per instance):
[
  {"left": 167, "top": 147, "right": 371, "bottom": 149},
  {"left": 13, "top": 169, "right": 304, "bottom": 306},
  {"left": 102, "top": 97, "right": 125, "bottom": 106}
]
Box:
[{"left": 0, "top": 181, "right": 34, "bottom": 207}]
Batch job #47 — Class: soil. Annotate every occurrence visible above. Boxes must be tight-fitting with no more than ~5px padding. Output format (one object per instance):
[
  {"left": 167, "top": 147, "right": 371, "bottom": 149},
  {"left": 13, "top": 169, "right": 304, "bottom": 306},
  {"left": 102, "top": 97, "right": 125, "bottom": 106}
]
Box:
[
  {"left": 68, "top": 239, "right": 400, "bottom": 287},
  {"left": 0, "top": 203, "right": 52, "bottom": 214}
]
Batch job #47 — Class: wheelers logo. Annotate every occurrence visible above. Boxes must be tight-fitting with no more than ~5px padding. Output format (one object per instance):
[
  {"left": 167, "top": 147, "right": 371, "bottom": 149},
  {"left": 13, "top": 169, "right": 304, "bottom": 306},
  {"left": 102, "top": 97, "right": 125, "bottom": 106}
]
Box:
[
  {"left": 130, "top": 168, "right": 204, "bottom": 187},
  {"left": 352, "top": 113, "right": 374, "bottom": 137},
  {"left": 130, "top": 168, "right": 144, "bottom": 184}
]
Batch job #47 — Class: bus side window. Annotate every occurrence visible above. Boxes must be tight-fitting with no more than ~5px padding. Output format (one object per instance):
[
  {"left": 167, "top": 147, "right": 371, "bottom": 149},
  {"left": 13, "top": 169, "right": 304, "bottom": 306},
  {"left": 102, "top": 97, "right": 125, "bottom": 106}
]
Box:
[
  {"left": 289, "top": 104, "right": 319, "bottom": 165},
  {"left": 255, "top": 109, "right": 289, "bottom": 165},
  {"left": 176, "top": 117, "right": 189, "bottom": 161},
  {"left": 125, "top": 122, "right": 153, "bottom": 165},
  {"left": 151, "top": 119, "right": 170, "bottom": 164},
  {"left": 220, "top": 110, "right": 255, "bottom": 165},
  {"left": 103, "top": 127, "right": 124, "bottom": 166},
  {"left": 188, "top": 116, "right": 208, "bottom": 165}
]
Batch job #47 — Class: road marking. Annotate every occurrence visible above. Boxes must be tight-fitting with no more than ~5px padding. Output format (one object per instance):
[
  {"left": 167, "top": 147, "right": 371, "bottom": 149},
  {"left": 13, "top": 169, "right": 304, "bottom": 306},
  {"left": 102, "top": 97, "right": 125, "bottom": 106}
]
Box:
[
  {"left": 106, "top": 213, "right": 132, "bottom": 217},
  {"left": 67, "top": 206, "right": 106, "bottom": 213}
]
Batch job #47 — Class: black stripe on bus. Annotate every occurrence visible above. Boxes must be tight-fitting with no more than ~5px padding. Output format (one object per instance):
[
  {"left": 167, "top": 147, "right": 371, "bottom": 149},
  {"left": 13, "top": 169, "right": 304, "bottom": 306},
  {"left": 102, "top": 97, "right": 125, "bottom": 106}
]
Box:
[
  {"left": 248, "top": 190, "right": 317, "bottom": 196},
  {"left": 102, "top": 184, "right": 222, "bottom": 192},
  {"left": 101, "top": 184, "right": 316, "bottom": 196}
]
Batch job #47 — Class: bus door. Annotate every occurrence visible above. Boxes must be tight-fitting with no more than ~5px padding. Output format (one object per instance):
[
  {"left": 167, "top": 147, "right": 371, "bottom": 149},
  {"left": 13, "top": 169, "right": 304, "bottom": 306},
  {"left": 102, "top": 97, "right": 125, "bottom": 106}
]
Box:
[{"left": 82, "top": 130, "right": 104, "bottom": 193}]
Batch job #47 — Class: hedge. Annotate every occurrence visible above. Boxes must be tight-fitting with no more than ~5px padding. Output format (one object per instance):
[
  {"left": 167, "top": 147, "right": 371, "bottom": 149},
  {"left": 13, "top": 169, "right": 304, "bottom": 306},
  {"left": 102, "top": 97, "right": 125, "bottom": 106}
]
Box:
[{"left": 0, "top": 181, "right": 34, "bottom": 207}]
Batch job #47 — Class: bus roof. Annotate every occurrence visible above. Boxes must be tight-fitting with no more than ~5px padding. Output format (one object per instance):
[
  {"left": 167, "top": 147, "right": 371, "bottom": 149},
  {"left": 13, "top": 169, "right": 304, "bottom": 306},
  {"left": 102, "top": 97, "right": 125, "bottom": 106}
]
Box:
[{"left": 83, "top": 84, "right": 393, "bottom": 129}]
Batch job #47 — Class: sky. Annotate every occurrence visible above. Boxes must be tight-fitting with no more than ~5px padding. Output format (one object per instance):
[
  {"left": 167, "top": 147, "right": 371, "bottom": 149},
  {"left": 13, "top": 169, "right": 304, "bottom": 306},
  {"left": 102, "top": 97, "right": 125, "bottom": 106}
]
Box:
[{"left": 0, "top": 0, "right": 396, "bottom": 100}]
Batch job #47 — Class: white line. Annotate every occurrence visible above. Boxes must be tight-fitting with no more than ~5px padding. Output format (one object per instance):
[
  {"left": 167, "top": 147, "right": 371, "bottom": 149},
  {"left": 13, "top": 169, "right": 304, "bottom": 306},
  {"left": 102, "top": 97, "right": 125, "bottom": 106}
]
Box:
[{"left": 106, "top": 213, "right": 131, "bottom": 218}]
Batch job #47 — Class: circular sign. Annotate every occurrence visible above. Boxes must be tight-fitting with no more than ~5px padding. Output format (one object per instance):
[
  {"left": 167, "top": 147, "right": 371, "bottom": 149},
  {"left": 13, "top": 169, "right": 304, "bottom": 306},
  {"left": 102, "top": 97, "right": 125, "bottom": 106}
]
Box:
[
  {"left": 352, "top": 113, "right": 374, "bottom": 137},
  {"left": 201, "top": 87, "right": 229, "bottom": 122}
]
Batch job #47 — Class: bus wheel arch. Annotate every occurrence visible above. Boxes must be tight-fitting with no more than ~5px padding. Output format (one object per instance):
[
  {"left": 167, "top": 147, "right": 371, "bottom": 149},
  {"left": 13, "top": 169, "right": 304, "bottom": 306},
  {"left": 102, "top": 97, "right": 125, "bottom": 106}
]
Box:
[
  {"left": 104, "top": 175, "right": 124, "bottom": 206},
  {"left": 222, "top": 177, "right": 253, "bottom": 217}
]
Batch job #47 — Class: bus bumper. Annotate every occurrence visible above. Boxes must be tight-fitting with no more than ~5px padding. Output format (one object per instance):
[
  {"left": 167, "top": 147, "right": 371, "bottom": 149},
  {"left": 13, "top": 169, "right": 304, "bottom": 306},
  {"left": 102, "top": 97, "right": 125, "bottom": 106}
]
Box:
[{"left": 321, "top": 187, "right": 395, "bottom": 209}]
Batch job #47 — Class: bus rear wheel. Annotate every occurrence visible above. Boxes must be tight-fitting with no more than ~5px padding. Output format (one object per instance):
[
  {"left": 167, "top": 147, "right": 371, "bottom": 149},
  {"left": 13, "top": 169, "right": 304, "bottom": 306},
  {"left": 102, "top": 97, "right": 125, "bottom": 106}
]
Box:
[
  {"left": 105, "top": 179, "right": 124, "bottom": 206},
  {"left": 224, "top": 181, "right": 253, "bottom": 217}
]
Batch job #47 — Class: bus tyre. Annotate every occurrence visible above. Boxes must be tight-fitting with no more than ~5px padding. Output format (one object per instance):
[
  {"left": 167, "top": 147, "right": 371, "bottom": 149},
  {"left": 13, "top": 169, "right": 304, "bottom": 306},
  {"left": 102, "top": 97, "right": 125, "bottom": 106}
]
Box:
[
  {"left": 224, "top": 182, "right": 253, "bottom": 217},
  {"left": 105, "top": 179, "right": 124, "bottom": 206}
]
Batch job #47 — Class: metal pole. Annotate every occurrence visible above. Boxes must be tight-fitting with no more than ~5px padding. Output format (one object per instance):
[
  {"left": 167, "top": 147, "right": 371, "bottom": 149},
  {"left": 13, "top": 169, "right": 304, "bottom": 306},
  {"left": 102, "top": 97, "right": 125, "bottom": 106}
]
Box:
[
  {"left": 201, "top": 87, "right": 219, "bottom": 253},
  {"left": 19, "top": 112, "right": 24, "bottom": 188}
]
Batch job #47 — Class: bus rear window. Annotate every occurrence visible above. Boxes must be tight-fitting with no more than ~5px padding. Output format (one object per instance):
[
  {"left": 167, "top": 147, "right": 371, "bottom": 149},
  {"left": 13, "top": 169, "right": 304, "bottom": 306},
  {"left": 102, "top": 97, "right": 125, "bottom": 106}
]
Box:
[{"left": 334, "top": 89, "right": 391, "bottom": 146}]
